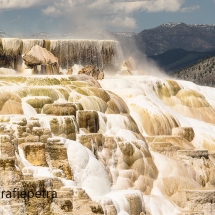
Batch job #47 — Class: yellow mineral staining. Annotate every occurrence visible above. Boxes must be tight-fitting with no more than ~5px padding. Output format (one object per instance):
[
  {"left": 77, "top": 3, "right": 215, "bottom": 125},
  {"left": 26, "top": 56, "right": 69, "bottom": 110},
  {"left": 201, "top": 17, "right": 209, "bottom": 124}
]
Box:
[
  {"left": 198, "top": 133, "right": 215, "bottom": 152},
  {"left": 0, "top": 135, "right": 15, "bottom": 157},
  {"left": 103, "top": 114, "right": 142, "bottom": 138},
  {"left": 106, "top": 91, "right": 129, "bottom": 114},
  {"left": 77, "top": 110, "right": 99, "bottom": 133},
  {"left": 0, "top": 92, "right": 23, "bottom": 114},
  {"left": 69, "top": 81, "right": 95, "bottom": 89},
  {"left": 43, "top": 103, "right": 76, "bottom": 116},
  {"left": 156, "top": 176, "right": 200, "bottom": 197},
  {"left": 74, "top": 87, "right": 110, "bottom": 104},
  {"left": 2, "top": 73, "right": 215, "bottom": 214},
  {"left": 172, "top": 127, "right": 195, "bottom": 142},
  {"left": 25, "top": 77, "right": 61, "bottom": 86},
  {"left": 55, "top": 87, "right": 70, "bottom": 100},
  {"left": 175, "top": 89, "right": 210, "bottom": 108},
  {"left": 46, "top": 138, "right": 73, "bottom": 180},
  {"left": 69, "top": 86, "right": 111, "bottom": 112},
  {"left": 155, "top": 79, "right": 181, "bottom": 99},
  {"left": 101, "top": 139, "right": 158, "bottom": 194},
  {"left": 25, "top": 96, "right": 54, "bottom": 113},
  {"left": 20, "top": 142, "right": 48, "bottom": 166},
  {"left": 154, "top": 81, "right": 215, "bottom": 124},
  {"left": 68, "top": 91, "right": 84, "bottom": 102},
  {"left": 16, "top": 87, "right": 60, "bottom": 101},
  {"left": 0, "top": 76, "right": 27, "bottom": 84},
  {"left": 145, "top": 135, "right": 194, "bottom": 150},
  {"left": 79, "top": 96, "right": 108, "bottom": 113},
  {"left": 130, "top": 103, "right": 179, "bottom": 135}
]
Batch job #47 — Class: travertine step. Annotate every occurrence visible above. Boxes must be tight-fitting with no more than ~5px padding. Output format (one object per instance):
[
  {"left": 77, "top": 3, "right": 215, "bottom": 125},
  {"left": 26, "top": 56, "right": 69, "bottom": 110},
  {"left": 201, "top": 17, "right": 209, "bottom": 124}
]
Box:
[
  {"left": 177, "top": 212, "right": 204, "bottom": 215},
  {"left": 144, "top": 135, "right": 194, "bottom": 150},
  {"left": 177, "top": 150, "right": 208, "bottom": 159},
  {"left": 181, "top": 189, "right": 215, "bottom": 202},
  {"left": 172, "top": 127, "right": 195, "bottom": 142},
  {"left": 176, "top": 189, "right": 215, "bottom": 215},
  {"left": 148, "top": 141, "right": 180, "bottom": 151},
  {"left": 147, "top": 141, "right": 180, "bottom": 157},
  {"left": 0, "top": 203, "right": 26, "bottom": 215},
  {"left": 209, "top": 152, "right": 215, "bottom": 166}
]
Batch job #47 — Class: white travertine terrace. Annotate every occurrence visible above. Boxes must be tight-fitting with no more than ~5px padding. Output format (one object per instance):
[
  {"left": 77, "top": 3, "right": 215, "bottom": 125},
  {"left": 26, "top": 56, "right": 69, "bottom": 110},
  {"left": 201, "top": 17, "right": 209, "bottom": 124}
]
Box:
[
  {"left": 0, "top": 38, "right": 123, "bottom": 72},
  {"left": 0, "top": 39, "right": 215, "bottom": 214}
]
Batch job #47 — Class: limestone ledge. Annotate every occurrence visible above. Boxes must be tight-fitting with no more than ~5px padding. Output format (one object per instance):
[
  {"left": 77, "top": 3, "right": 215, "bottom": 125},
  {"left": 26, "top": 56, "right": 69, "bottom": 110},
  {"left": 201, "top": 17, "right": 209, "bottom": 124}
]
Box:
[{"left": 177, "top": 150, "right": 209, "bottom": 159}]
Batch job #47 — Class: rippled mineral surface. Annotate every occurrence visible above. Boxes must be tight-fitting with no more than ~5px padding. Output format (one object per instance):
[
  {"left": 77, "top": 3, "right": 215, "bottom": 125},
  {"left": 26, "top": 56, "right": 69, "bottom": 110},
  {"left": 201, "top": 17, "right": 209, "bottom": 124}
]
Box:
[
  {"left": 0, "top": 37, "right": 215, "bottom": 214},
  {"left": 0, "top": 73, "right": 215, "bottom": 215}
]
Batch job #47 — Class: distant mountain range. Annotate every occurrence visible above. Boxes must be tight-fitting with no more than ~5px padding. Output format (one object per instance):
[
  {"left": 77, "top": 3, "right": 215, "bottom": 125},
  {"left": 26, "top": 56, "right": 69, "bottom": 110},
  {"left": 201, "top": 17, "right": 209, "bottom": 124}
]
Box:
[
  {"left": 1, "top": 22, "right": 215, "bottom": 73},
  {"left": 136, "top": 22, "right": 215, "bottom": 56},
  {"left": 0, "top": 30, "right": 12, "bottom": 38}
]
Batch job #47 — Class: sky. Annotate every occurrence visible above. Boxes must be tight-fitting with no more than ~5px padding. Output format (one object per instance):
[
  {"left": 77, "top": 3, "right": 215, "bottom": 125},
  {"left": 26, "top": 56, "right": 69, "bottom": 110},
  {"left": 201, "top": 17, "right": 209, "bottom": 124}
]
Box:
[{"left": 0, "top": 0, "right": 215, "bottom": 36}]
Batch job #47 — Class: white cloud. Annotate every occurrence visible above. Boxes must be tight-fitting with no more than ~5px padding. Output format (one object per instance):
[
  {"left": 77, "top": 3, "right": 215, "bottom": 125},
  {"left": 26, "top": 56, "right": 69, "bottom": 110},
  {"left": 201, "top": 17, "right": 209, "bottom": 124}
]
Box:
[
  {"left": 0, "top": 0, "right": 189, "bottom": 30},
  {"left": 105, "top": 16, "right": 137, "bottom": 29},
  {"left": 0, "top": 0, "right": 51, "bottom": 10},
  {"left": 180, "top": 5, "right": 200, "bottom": 13},
  {"left": 113, "top": 0, "right": 185, "bottom": 13},
  {"left": 0, "top": 0, "right": 188, "bottom": 13},
  {"left": 39, "top": 0, "right": 187, "bottom": 30},
  {"left": 42, "top": 6, "right": 62, "bottom": 17}
]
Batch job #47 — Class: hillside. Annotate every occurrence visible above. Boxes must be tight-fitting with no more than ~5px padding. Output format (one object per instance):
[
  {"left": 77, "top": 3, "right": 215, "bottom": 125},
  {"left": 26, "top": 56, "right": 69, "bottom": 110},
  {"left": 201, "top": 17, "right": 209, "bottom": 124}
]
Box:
[
  {"left": 149, "top": 48, "right": 215, "bottom": 73},
  {"left": 136, "top": 22, "right": 215, "bottom": 56},
  {"left": 173, "top": 56, "right": 215, "bottom": 86}
]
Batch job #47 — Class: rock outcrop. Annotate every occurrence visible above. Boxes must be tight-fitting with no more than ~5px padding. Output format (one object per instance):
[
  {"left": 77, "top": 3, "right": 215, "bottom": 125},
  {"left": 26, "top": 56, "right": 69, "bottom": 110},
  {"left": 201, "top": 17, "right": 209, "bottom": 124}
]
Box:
[
  {"left": 78, "top": 65, "right": 104, "bottom": 80},
  {"left": 23, "top": 45, "right": 59, "bottom": 74}
]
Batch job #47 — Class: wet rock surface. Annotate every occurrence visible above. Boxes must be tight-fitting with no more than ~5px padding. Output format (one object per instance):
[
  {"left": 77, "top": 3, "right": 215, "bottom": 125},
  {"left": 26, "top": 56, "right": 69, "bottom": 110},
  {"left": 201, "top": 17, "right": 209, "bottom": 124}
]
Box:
[
  {"left": 78, "top": 65, "right": 104, "bottom": 80},
  {"left": 23, "top": 45, "right": 59, "bottom": 74},
  {"left": 0, "top": 75, "right": 215, "bottom": 215}
]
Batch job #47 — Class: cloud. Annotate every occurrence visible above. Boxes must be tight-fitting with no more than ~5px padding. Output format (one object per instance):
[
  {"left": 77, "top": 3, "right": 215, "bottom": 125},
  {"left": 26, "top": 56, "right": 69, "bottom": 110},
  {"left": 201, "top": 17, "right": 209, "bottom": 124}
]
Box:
[
  {"left": 113, "top": 0, "right": 185, "bottom": 13},
  {"left": 104, "top": 16, "right": 137, "bottom": 29},
  {"left": 0, "top": 0, "right": 188, "bottom": 30},
  {"left": 0, "top": 0, "right": 51, "bottom": 10},
  {"left": 40, "top": 0, "right": 187, "bottom": 30},
  {"left": 41, "top": 0, "right": 187, "bottom": 18},
  {"left": 42, "top": 5, "right": 62, "bottom": 17},
  {"left": 180, "top": 5, "right": 200, "bottom": 13},
  {"left": 0, "top": 0, "right": 187, "bottom": 13}
]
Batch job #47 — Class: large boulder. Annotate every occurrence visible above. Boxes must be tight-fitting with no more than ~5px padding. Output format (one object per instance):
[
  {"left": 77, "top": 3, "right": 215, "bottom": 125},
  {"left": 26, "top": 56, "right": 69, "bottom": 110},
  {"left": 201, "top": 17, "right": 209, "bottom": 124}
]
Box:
[{"left": 23, "top": 45, "right": 59, "bottom": 74}]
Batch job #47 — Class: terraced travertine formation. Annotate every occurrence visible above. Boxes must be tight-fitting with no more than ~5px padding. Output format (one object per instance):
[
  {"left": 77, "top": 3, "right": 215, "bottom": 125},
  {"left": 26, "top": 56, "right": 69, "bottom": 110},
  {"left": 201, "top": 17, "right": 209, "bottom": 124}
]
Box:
[
  {"left": 0, "top": 38, "right": 123, "bottom": 72},
  {"left": 1, "top": 74, "right": 215, "bottom": 215}
]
